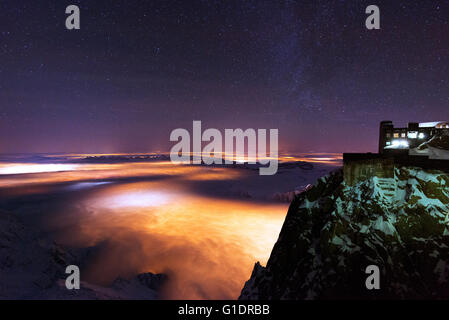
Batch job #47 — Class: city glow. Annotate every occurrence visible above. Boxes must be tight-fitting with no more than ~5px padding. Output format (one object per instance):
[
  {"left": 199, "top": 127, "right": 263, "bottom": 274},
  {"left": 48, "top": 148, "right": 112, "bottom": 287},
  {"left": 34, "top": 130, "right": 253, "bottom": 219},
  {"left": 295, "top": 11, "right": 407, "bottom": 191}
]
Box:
[
  {"left": 0, "top": 153, "right": 339, "bottom": 299},
  {"left": 0, "top": 163, "right": 79, "bottom": 175},
  {"left": 97, "top": 190, "right": 172, "bottom": 208}
]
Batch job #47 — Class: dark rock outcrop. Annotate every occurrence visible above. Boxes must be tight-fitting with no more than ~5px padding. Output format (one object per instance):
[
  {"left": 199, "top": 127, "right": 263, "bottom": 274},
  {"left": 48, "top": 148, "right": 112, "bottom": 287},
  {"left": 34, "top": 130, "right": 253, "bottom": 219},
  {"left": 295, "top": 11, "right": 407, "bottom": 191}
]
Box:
[{"left": 240, "top": 168, "right": 449, "bottom": 299}]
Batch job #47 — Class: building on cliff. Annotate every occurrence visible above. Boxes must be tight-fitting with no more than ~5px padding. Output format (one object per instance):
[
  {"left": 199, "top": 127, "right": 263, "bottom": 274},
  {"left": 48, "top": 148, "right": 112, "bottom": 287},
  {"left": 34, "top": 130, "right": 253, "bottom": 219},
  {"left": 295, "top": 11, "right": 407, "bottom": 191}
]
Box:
[
  {"left": 378, "top": 120, "right": 449, "bottom": 154},
  {"left": 240, "top": 120, "right": 449, "bottom": 300},
  {"left": 344, "top": 121, "right": 449, "bottom": 186}
]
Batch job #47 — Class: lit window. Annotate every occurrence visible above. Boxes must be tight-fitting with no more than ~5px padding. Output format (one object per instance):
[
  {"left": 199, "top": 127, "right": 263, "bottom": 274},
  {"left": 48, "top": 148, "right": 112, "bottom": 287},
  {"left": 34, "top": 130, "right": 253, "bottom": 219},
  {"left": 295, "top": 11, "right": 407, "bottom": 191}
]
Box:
[
  {"left": 401, "top": 133, "right": 406, "bottom": 137},
  {"left": 408, "top": 131, "right": 418, "bottom": 139},
  {"left": 391, "top": 139, "right": 409, "bottom": 148},
  {"left": 393, "top": 133, "right": 399, "bottom": 138},
  {"left": 418, "top": 132, "right": 425, "bottom": 139}
]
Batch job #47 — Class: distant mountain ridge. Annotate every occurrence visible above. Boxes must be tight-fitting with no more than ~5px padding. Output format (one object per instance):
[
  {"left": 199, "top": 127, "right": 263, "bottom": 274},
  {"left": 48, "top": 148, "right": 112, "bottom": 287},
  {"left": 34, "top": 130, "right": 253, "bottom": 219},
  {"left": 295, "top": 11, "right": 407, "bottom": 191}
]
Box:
[{"left": 0, "top": 210, "right": 166, "bottom": 299}]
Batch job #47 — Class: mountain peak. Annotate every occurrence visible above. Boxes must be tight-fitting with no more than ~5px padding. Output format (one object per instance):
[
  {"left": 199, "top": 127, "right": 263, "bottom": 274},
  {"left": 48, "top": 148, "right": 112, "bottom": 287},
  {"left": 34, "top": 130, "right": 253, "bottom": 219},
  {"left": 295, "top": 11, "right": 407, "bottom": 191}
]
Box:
[{"left": 240, "top": 167, "right": 449, "bottom": 299}]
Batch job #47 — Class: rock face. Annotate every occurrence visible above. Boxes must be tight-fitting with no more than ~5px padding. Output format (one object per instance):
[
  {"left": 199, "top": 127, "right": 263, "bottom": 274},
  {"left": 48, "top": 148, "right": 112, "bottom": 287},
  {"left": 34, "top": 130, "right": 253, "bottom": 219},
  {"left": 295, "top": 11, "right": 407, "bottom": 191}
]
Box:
[
  {"left": 0, "top": 210, "right": 165, "bottom": 299},
  {"left": 240, "top": 167, "right": 449, "bottom": 299}
]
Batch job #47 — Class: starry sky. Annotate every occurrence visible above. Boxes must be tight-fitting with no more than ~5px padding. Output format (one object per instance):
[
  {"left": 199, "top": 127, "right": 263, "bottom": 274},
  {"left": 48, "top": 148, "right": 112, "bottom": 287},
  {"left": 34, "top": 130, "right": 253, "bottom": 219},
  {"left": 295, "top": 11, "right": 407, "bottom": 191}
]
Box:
[{"left": 0, "top": 0, "right": 448, "bottom": 154}]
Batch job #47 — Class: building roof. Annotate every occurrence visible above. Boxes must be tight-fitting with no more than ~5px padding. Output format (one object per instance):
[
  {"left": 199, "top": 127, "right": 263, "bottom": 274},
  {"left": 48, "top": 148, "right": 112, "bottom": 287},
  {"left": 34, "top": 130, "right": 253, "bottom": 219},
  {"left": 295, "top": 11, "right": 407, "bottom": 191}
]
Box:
[{"left": 418, "top": 121, "right": 447, "bottom": 128}]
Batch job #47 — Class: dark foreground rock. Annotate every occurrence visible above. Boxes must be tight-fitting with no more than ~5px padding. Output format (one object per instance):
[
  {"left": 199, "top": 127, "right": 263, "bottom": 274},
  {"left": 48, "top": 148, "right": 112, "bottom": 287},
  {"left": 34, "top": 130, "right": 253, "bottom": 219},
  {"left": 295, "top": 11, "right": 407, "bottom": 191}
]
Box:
[{"left": 240, "top": 168, "right": 449, "bottom": 299}]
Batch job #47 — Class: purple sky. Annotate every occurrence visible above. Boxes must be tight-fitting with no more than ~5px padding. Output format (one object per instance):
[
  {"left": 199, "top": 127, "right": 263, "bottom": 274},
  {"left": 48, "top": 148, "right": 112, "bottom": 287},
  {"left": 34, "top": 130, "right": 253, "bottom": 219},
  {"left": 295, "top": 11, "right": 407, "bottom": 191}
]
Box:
[{"left": 0, "top": 0, "right": 448, "bottom": 154}]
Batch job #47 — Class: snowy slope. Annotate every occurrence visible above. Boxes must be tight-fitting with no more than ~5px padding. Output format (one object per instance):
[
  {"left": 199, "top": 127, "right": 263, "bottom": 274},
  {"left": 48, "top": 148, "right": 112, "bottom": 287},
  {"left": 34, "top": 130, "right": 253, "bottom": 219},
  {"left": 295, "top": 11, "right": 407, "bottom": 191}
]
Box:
[
  {"left": 410, "top": 131, "right": 449, "bottom": 159},
  {"left": 240, "top": 167, "right": 449, "bottom": 299},
  {"left": 0, "top": 210, "right": 165, "bottom": 299}
]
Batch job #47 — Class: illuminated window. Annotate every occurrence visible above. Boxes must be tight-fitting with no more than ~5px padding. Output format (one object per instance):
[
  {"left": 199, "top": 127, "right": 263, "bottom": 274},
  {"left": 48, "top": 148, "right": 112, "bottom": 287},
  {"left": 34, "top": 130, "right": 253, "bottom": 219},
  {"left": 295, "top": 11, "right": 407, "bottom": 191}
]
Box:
[
  {"left": 408, "top": 131, "right": 418, "bottom": 139},
  {"left": 391, "top": 139, "right": 409, "bottom": 148},
  {"left": 393, "top": 133, "right": 399, "bottom": 138}
]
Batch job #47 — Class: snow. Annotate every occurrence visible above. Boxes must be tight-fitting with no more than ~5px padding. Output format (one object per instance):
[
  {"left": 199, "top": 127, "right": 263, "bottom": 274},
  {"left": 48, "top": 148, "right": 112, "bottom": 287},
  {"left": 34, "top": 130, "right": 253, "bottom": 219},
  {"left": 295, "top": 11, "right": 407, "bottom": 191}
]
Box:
[
  {"left": 372, "top": 216, "right": 396, "bottom": 236},
  {"left": 240, "top": 164, "right": 449, "bottom": 299},
  {"left": 0, "top": 210, "right": 164, "bottom": 299}
]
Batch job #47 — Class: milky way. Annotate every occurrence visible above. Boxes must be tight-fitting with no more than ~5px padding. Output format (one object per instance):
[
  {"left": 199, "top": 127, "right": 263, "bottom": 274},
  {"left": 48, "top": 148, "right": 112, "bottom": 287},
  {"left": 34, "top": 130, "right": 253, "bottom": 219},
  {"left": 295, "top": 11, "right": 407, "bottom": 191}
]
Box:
[{"left": 0, "top": 0, "right": 448, "bottom": 153}]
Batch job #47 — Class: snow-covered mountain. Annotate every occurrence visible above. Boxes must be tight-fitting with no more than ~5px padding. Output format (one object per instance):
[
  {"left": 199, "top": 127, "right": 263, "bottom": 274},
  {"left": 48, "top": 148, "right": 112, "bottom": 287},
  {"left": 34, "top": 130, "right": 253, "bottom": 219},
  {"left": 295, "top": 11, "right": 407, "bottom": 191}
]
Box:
[
  {"left": 240, "top": 166, "right": 449, "bottom": 299},
  {"left": 0, "top": 210, "right": 165, "bottom": 299}
]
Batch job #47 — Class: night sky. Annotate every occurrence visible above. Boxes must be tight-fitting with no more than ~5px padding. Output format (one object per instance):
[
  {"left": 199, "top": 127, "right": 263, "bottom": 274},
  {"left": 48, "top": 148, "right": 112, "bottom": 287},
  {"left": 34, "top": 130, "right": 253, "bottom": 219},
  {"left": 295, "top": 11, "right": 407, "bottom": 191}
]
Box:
[{"left": 0, "top": 0, "right": 448, "bottom": 154}]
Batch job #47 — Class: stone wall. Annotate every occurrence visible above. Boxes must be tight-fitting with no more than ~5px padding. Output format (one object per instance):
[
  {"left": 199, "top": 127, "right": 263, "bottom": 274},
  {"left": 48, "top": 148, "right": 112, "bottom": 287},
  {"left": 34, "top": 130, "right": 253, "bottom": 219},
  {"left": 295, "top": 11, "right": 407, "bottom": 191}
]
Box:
[
  {"left": 343, "top": 153, "right": 449, "bottom": 186},
  {"left": 343, "top": 156, "right": 394, "bottom": 186}
]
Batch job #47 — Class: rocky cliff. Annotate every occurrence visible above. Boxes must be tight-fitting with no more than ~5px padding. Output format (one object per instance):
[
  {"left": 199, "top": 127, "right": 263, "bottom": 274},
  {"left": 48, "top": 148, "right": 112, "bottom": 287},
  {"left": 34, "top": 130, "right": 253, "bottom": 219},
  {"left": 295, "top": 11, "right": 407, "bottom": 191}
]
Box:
[{"left": 240, "top": 167, "right": 449, "bottom": 299}]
